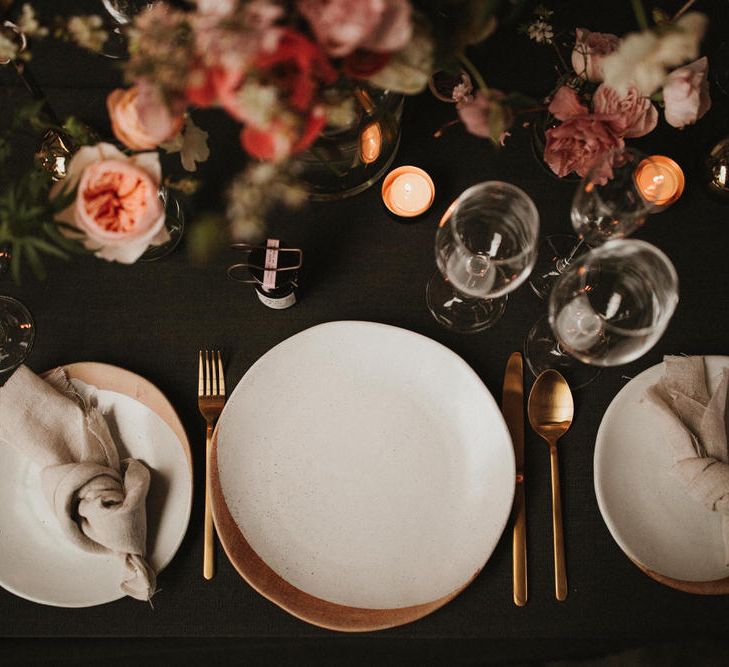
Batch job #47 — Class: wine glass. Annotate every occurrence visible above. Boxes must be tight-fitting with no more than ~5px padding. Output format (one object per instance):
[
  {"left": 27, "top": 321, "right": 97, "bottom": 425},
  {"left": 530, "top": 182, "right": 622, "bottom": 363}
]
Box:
[
  {"left": 100, "top": 0, "right": 156, "bottom": 59},
  {"left": 426, "top": 181, "right": 540, "bottom": 333},
  {"left": 0, "top": 296, "right": 35, "bottom": 375},
  {"left": 524, "top": 239, "right": 678, "bottom": 385},
  {"left": 529, "top": 148, "right": 664, "bottom": 298}
]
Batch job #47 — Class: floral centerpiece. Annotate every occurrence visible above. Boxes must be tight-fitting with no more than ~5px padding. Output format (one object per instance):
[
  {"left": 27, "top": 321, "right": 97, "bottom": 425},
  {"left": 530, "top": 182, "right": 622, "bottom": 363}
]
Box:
[
  {"left": 522, "top": 3, "right": 711, "bottom": 179},
  {"left": 3, "top": 1, "right": 532, "bottom": 269}
]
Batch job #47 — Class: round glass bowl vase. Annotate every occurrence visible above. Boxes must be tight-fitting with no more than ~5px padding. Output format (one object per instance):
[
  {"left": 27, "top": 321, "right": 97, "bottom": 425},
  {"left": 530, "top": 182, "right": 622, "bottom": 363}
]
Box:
[{"left": 295, "top": 86, "right": 404, "bottom": 201}]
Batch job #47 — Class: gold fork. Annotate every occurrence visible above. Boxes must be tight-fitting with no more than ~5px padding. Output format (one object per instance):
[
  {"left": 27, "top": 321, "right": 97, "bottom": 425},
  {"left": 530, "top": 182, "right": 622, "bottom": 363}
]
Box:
[{"left": 198, "top": 350, "right": 226, "bottom": 580}]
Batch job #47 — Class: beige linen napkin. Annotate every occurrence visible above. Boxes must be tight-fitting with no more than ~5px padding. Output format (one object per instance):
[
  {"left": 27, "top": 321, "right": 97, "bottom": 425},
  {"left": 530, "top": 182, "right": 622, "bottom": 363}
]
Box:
[
  {"left": 646, "top": 355, "right": 729, "bottom": 564},
  {"left": 0, "top": 365, "right": 156, "bottom": 600}
]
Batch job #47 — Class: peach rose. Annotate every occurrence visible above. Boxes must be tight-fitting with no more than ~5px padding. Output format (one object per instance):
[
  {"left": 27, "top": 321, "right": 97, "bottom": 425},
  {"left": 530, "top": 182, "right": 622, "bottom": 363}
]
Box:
[
  {"left": 107, "top": 84, "right": 184, "bottom": 151},
  {"left": 663, "top": 57, "right": 711, "bottom": 129},
  {"left": 544, "top": 114, "right": 624, "bottom": 178},
  {"left": 571, "top": 28, "right": 620, "bottom": 82},
  {"left": 592, "top": 84, "right": 658, "bottom": 138},
  {"left": 51, "top": 143, "right": 168, "bottom": 264}
]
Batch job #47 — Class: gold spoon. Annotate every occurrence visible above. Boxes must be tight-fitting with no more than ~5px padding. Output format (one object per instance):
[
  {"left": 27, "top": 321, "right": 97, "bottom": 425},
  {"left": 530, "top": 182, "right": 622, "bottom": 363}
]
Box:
[{"left": 528, "top": 369, "right": 574, "bottom": 601}]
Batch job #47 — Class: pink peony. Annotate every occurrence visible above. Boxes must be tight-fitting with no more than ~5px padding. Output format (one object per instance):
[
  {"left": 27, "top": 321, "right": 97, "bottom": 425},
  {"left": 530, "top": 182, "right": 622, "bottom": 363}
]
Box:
[
  {"left": 548, "top": 86, "right": 588, "bottom": 121},
  {"left": 592, "top": 84, "right": 658, "bottom": 138},
  {"left": 296, "top": 0, "right": 412, "bottom": 57},
  {"left": 571, "top": 28, "right": 620, "bottom": 82},
  {"left": 51, "top": 143, "right": 168, "bottom": 263},
  {"left": 458, "top": 89, "right": 514, "bottom": 144},
  {"left": 662, "top": 57, "right": 711, "bottom": 129},
  {"left": 107, "top": 84, "right": 184, "bottom": 151},
  {"left": 544, "top": 114, "right": 624, "bottom": 178}
]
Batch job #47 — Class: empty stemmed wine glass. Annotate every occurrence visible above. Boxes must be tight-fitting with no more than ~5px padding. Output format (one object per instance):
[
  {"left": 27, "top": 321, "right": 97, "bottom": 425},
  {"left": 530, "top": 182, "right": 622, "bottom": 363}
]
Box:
[
  {"left": 0, "top": 296, "right": 35, "bottom": 376},
  {"left": 524, "top": 239, "right": 679, "bottom": 387},
  {"left": 529, "top": 148, "right": 664, "bottom": 299},
  {"left": 100, "top": 0, "right": 156, "bottom": 59},
  {"left": 426, "top": 181, "right": 540, "bottom": 333}
]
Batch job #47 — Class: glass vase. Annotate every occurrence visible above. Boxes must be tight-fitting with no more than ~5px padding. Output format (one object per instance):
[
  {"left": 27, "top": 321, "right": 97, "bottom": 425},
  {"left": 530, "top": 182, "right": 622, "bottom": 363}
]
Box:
[{"left": 296, "top": 86, "right": 404, "bottom": 201}]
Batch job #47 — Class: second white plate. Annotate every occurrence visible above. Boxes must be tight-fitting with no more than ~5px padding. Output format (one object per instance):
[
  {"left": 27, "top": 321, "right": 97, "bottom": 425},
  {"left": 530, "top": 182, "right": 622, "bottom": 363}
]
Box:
[{"left": 595, "top": 356, "right": 729, "bottom": 583}]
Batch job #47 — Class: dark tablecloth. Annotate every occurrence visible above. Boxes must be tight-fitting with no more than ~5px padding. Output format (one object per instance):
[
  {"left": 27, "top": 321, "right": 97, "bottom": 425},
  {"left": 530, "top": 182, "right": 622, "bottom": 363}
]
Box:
[{"left": 2, "top": 1, "right": 729, "bottom": 664}]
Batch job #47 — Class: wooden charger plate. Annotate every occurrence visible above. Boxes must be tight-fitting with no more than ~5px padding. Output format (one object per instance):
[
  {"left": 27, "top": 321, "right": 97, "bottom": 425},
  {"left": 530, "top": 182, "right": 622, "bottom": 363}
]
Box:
[{"left": 210, "top": 321, "right": 515, "bottom": 631}]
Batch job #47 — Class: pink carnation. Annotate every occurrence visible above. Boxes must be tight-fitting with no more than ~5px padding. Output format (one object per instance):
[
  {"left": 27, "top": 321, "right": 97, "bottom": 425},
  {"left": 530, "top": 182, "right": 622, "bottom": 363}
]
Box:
[
  {"left": 592, "top": 84, "right": 658, "bottom": 138},
  {"left": 296, "top": 0, "right": 412, "bottom": 57},
  {"left": 544, "top": 114, "right": 624, "bottom": 178},
  {"left": 571, "top": 28, "right": 620, "bottom": 82},
  {"left": 663, "top": 57, "right": 711, "bottom": 129}
]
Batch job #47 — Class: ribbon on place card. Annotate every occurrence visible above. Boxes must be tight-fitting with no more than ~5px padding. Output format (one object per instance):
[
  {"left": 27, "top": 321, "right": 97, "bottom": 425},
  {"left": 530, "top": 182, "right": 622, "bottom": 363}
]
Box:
[{"left": 262, "top": 239, "right": 280, "bottom": 291}]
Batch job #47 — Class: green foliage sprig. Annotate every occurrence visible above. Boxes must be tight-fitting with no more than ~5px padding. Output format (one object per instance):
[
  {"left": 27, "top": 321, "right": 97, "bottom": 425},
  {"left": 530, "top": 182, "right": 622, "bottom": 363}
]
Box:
[{"left": 0, "top": 101, "right": 88, "bottom": 282}]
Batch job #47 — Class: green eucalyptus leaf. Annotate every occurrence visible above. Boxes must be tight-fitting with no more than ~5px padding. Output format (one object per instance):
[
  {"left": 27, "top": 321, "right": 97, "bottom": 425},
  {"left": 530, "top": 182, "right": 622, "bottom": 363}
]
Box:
[{"left": 24, "top": 243, "right": 46, "bottom": 281}]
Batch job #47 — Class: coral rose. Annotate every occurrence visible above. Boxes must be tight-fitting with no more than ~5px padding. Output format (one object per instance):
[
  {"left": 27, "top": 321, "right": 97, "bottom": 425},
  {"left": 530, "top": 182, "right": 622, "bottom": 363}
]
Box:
[
  {"left": 51, "top": 143, "right": 168, "bottom": 264},
  {"left": 107, "top": 83, "right": 184, "bottom": 150},
  {"left": 663, "top": 57, "right": 711, "bottom": 129},
  {"left": 571, "top": 28, "right": 620, "bottom": 82},
  {"left": 592, "top": 84, "right": 658, "bottom": 138},
  {"left": 548, "top": 86, "right": 588, "bottom": 121},
  {"left": 544, "top": 114, "right": 624, "bottom": 178}
]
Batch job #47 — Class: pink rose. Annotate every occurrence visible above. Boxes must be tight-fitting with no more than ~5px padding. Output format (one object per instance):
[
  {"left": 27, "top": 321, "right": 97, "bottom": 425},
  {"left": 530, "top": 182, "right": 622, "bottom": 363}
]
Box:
[
  {"left": 51, "top": 143, "right": 168, "bottom": 264},
  {"left": 458, "top": 89, "right": 514, "bottom": 144},
  {"left": 544, "top": 114, "right": 624, "bottom": 178},
  {"left": 571, "top": 28, "right": 620, "bottom": 82},
  {"left": 663, "top": 57, "right": 711, "bottom": 129},
  {"left": 296, "top": 0, "right": 412, "bottom": 57},
  {"left": 548, "top": 86, "right": 588, "bottom": 121},
  {"left": 592, "top": 84, "right": 658, "bottom": 138},
  {"left": 107, "top": 84, "right": 184, "bottom": 151}
]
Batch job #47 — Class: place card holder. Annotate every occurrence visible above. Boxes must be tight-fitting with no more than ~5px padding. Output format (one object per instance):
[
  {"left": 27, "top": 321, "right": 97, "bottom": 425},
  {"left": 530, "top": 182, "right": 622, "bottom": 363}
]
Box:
[{"left": 227, "top": 240, "right": 303, "bottom": 310}]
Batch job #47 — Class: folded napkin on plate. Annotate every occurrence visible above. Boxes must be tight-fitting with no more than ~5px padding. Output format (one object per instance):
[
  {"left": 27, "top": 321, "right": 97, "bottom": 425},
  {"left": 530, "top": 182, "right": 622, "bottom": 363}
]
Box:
[
  {"left": 645, "top": 355, "right": 729, "bottom": 564},
  {"left": 0, "top": 365, "right": 156, "bottom": 600}
]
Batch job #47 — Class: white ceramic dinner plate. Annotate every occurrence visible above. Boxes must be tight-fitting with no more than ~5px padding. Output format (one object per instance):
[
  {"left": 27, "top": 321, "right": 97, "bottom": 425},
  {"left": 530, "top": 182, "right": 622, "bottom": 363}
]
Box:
[
  {"left": 0, "top": 363, "right": 193, "bottom": 607},
  {"left": 212, "top": 321, "right": 515, "bottom": 631},
  {"left": 595, "top": 356, "right": 729, "bottom": 583}
]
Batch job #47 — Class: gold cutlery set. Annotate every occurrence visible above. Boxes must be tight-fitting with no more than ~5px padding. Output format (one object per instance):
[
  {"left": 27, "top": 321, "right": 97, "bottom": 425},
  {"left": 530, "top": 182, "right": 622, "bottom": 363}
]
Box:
[
  {"left": 503, "top": 352, "right": 574, "bottom": 605},
  {"left": 197, "top": 348, "right": 575, "bottom": 599}
]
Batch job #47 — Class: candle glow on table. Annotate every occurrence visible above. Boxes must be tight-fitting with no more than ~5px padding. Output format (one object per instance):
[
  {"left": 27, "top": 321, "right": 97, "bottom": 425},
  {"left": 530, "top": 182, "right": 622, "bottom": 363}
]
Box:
[
  {"left": 636, "top": 156, "right": 685, "bottom": 209},
  {"left": 381, "top": 166, "right": 435, "bottom": 217},
  {"left": 359, "top": 122, "right": 382, "bottom": 165}
]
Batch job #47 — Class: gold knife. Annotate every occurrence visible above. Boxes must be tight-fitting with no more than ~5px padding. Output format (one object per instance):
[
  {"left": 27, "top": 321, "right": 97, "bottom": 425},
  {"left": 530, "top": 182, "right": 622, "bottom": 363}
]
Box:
[{"left": 502, "top": 352, "right": 527, "bottom": 606}]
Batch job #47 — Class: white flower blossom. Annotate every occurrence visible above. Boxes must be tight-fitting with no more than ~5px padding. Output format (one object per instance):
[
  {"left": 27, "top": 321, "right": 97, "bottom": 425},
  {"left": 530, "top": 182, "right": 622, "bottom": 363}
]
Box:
[
  {"left": 66, "top": 15, "right": 108, "bottom": 52},
  {"left": 0, "top": 33, "right": 19, "bottom": 63},
  {"left": 527, "top": 19, "right": 554, "bottom": 44},
  {"left": 17, "top": 4, "right": 48, "bottom": 38},
  {"left": 238, "top": 81, "right": 279, "bottom": 127},
  {"left": 602, "top": 12, "right": 708, "bottom": 95},
  {"left": 160, "top": 115, "right": 210, "bottom": 172}
]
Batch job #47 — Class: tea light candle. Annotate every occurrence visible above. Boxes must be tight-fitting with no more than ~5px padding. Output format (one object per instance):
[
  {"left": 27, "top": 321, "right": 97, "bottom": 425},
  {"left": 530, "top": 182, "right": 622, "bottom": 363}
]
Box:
[
  {"left": 382, "top": 166, "right": 435, "bottom": 218},
  {"left": 636, "top": 155, "right": 685, "bottom": 209}
]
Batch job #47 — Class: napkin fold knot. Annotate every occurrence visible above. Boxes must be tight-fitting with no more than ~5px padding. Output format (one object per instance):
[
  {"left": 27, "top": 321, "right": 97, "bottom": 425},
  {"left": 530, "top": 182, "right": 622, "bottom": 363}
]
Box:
[
  {"left": 646, "top": 355, "right": 729, "bottom": 564},
  {"left": 0, "top": 365, "right": 156, "bottom": 601}
]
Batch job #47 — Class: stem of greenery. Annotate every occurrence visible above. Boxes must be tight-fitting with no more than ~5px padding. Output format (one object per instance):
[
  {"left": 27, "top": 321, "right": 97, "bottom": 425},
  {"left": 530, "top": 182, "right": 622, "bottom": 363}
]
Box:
[
  {"left": 630, "top": 0, "right": 650, "bottom": 30},
  {"left": 309, "top": 146, "right": 346, "bottom": 178},
  {"left": 458, "top": 53, "right": 489, "bottom": 93}
]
